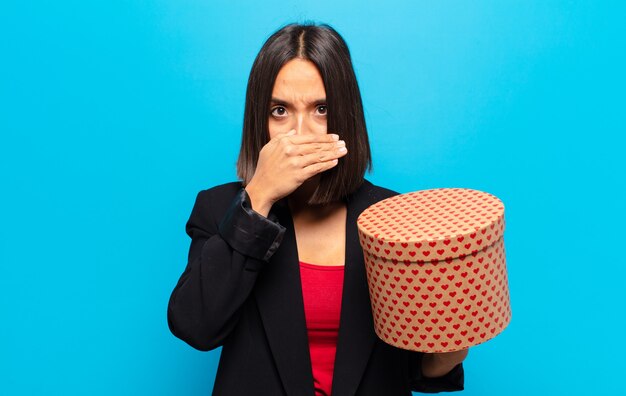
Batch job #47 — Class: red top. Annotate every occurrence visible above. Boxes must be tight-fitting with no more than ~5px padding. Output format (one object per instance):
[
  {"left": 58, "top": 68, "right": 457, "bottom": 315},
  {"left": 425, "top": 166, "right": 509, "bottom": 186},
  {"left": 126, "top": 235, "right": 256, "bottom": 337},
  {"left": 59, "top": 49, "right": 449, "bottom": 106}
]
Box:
[{"left": 299, "top": 261, "right": 345, "bottom": 396}]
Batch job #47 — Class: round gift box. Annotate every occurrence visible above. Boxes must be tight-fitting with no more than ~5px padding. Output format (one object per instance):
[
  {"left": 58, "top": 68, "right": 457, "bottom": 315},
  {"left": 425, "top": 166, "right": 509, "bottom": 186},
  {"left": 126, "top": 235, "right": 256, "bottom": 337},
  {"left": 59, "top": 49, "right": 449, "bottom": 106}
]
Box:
[{"left": 357, "top": 188, "right": 511, "bottom": 353}]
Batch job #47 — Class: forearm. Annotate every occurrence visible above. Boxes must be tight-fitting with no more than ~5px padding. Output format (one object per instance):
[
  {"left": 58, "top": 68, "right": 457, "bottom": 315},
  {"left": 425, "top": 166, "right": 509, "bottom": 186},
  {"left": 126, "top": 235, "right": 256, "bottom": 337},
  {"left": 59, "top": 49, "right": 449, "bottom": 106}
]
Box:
[{"left": 421, "top": 349, "right": 469, "bottom": 378}]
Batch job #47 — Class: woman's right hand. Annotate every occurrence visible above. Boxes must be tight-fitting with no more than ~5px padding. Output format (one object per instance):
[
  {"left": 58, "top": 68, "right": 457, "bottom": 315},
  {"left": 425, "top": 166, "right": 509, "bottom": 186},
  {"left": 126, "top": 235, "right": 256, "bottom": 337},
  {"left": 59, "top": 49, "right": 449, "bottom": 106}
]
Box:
[{"left": 244, "top": 129, "right": 348, "bottom": 216}]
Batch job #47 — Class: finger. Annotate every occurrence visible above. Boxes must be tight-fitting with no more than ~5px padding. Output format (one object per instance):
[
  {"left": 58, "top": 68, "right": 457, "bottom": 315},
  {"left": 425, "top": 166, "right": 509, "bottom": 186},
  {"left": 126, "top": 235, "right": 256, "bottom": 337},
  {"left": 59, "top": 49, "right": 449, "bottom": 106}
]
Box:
[
  {"left": 302, "top": 158, "right": 339, "bottom": 178},
  {"left": 297, "top": 145, "right": 347, "bottom": 167},
  {"left": 281, "top": 133, "right": 340, "bottom": 145},
  {"left": 285, "top": 139, "right": 346, "bottom": 157},
  {"left": 270, "top": 129, "right": 297, "bottom": 141}
]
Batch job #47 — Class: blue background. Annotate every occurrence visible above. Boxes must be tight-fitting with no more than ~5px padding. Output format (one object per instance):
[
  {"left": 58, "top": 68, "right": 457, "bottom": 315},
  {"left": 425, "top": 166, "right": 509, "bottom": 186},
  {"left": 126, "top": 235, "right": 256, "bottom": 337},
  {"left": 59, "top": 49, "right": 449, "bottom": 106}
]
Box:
[{"left": 1, "top": 1, "right": 624, "bottom": 395}]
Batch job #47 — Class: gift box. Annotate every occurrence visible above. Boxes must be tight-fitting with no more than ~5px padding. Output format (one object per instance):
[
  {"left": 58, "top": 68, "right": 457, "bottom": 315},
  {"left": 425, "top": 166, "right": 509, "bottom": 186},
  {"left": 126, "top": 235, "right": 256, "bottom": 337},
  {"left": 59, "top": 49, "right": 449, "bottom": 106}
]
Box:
[{"left": 357, "top": 188, "right": 511, "bottom": 353}]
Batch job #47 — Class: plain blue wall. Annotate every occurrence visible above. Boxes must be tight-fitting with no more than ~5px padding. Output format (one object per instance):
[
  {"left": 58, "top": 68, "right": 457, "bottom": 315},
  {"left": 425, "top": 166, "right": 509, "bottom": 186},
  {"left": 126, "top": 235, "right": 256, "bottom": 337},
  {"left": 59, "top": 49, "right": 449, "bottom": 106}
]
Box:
[{"left": 1, "top": 1, "right": 624, "bottom": 395}]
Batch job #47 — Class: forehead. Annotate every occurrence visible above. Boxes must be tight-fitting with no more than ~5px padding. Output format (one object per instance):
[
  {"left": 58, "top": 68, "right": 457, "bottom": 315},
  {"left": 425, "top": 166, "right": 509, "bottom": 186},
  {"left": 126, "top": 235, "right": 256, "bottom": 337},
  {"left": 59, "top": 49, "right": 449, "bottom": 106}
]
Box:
[{"left": 272, "top": 59, "right": 326, "bottom": 99}]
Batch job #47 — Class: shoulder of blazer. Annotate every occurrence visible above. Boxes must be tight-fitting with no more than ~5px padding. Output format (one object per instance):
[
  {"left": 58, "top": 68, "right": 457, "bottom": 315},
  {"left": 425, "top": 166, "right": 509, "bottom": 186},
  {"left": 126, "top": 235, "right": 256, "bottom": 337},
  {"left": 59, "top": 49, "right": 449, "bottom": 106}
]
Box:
[
  {"left": 198, "top": 181, "right": 244, "bottom": 205},
  {"left": 185, "top": 181, "right": 244, "bottom": 237},
  {"left": 349, "top": 179, "right": 400, "bottom": 210},
  {"left": 190, "top": 181, "right": 245, "bottom": 218}
]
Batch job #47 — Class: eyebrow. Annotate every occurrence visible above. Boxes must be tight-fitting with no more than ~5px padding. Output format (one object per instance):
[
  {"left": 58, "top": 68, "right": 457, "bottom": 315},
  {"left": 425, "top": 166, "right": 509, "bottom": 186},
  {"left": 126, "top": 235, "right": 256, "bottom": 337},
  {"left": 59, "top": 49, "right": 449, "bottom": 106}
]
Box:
[{"left": 270, "top": 97, "right": 327, "bottom": 106}]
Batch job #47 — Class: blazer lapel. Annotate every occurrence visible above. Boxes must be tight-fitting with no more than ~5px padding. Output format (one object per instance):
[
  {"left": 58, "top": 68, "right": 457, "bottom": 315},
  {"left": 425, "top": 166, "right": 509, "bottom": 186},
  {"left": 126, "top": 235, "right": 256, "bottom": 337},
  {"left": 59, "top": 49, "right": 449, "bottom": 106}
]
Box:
[
  {"left": 253, "top": 181, "right": 382, "bottom": 396},
  {"left": 254, "top": 199, "right": 313, "bottom": 396},
  {"left": 331, "top": 182, "right": 378, "bottom": 396}
]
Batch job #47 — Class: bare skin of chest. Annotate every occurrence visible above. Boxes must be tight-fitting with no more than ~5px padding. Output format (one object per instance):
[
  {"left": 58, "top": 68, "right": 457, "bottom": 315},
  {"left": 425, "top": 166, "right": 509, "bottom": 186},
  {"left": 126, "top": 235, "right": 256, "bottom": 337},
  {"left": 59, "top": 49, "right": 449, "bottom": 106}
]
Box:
[{"left": 290, "top": 202, "right": 347, "bottom": 266}]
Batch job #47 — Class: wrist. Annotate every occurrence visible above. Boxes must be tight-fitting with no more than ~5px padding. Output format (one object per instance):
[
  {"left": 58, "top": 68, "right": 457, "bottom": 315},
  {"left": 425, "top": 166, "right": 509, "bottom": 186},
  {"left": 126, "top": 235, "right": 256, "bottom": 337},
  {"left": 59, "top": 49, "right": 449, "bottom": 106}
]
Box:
[
  {"left": 244, "top": 183, "right": 274, "bottom": 217},
  {"left": 421, "top": 349, "right": 468, "bottom": 378}
]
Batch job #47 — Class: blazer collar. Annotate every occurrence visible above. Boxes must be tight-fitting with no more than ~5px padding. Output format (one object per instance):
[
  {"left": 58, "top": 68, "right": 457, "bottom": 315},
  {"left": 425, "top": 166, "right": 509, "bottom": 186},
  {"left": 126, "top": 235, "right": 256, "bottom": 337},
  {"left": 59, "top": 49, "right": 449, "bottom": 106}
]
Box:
[{"left": 253, "top": 180, "right": 381, "bottom": 396}]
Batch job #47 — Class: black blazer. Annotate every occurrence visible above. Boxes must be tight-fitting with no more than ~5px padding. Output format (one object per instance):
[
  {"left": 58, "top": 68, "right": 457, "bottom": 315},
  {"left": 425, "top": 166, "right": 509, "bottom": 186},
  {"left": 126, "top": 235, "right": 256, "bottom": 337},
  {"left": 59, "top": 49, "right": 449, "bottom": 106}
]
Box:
[{"left": 168, "top": 180, "right": 464, "bottom": 395}]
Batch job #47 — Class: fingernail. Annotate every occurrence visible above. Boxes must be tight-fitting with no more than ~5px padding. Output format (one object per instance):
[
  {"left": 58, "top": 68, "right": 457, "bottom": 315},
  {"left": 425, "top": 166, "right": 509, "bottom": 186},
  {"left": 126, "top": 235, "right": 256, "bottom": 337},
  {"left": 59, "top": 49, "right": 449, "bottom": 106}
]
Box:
[
  {"left": 336, "top": 140, "right": 346, "bottom": 147},
  {"left": 330, "top": 134, "right": 339, "bottom": 141},
  {"left": 338, "top": 147, "right": 347, "bottom": 153}
]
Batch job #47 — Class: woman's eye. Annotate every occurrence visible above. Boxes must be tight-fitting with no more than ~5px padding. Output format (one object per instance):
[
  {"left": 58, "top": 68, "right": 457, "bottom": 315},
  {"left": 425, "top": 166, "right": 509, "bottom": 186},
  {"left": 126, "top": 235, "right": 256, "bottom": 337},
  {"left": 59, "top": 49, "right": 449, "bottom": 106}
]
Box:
[
  {"left": 271, "top": 106, "right": 287, "bottom": 117},
  {"left": 316, "top": 105, "right": 328, "bottom": 116}
]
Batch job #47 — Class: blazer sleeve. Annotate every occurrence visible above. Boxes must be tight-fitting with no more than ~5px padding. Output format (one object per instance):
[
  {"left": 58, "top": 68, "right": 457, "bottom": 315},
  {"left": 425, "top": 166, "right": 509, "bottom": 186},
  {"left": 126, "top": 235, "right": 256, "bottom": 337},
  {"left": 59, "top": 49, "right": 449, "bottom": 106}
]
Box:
[
  {"left": 408, "top": 351, "right": 465, "bottom": 393},
  {"left": 167, "top": 187, "right": 286, "bottom": 351}
]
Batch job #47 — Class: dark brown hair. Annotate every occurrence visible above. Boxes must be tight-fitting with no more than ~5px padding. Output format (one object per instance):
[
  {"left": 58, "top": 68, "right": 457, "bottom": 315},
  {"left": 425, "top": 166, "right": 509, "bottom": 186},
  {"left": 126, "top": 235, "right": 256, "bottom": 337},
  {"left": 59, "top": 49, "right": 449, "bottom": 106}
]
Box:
[{"left": 236, "top": 22, "right": 372, "bottom": 205}]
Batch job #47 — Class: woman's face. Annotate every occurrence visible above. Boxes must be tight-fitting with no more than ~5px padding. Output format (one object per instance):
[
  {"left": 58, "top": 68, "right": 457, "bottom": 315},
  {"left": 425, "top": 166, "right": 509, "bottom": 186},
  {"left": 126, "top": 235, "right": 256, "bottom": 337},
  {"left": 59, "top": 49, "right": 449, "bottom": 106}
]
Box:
[{"left": 268, "top": 59, "right": 328, "bottom": 139}]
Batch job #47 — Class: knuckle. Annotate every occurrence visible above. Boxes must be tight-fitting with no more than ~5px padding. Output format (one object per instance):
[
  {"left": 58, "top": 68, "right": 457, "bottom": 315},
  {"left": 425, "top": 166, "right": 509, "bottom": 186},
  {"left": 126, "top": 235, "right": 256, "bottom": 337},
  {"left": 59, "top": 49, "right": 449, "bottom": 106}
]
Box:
[{"left": 288, "top": 157, "right": 300, "bottom": 168}]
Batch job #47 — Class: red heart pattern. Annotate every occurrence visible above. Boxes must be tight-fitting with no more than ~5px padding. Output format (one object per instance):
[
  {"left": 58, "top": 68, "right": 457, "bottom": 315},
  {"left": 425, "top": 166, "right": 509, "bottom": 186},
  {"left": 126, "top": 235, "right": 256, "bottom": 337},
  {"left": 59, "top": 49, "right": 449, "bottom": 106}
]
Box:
[{"left": 357, "top": 188, "right": 511, "bottom": 353}]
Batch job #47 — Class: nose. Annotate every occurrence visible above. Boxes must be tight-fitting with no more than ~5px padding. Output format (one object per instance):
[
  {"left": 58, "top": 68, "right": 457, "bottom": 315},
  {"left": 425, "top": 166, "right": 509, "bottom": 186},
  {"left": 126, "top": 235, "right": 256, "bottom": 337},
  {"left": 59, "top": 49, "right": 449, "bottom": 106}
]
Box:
[{"left": 294, "top": 113, "right": 311, "bottom": 136}]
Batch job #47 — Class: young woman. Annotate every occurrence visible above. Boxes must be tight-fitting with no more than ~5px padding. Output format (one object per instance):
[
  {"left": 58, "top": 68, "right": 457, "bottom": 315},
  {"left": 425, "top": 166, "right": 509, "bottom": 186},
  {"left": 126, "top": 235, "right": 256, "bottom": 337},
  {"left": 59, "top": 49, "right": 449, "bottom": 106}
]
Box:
[{"left": 168, "top": 23, "right": 467, "bottom": 396}]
